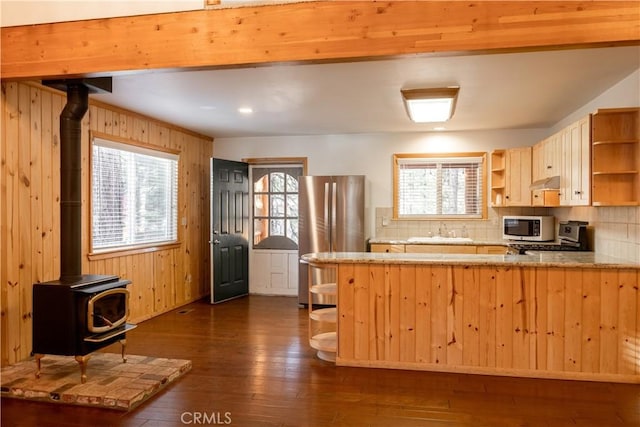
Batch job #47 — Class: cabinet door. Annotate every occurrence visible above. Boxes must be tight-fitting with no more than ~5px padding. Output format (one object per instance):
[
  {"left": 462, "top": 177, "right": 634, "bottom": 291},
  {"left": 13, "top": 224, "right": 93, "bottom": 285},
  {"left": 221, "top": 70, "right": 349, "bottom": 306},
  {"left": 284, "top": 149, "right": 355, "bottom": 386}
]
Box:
[
  {"left": 560, "top": 116, "right": 591, "bottom": 206},
  {"left": 505, "top": 147, "right": 532, "bottom": 206},
  {"left": 542, "top": 133, "right": 561, "bottom": 178},
  {"left": 532, "top": 141, "right": 544, "bottom": 182}
]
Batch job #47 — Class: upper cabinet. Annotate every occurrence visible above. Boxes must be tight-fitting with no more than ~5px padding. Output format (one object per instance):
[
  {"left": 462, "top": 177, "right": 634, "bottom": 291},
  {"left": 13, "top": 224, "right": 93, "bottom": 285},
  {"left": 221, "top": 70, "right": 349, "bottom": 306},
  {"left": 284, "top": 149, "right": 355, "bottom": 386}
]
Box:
[
  {"left": 532, "top": 133, "right": 561, "bottom": 182},
  {"left": 491, "top": 147, "right": 532, "bottom": 207},
  {"left": 505, "top": 147, "right": 532, "bottom": 206},
  {"left": 591, "top": 108, "right": 640, "bottom": 206},
  {"left": 560, "top": 115, "right": 591, "bottom": 206}
]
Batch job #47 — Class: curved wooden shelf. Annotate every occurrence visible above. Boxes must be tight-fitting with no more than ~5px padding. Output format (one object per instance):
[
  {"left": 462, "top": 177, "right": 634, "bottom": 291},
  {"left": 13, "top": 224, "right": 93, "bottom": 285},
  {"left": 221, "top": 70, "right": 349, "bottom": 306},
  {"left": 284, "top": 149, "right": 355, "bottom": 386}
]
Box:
[
  {"left": 309, "top": 307, "right": 337, "bottom": 323},
  {"left": 592, "top": 170, "right": 638, "bottom": 175},
  {"left": 592, "top": 201, "right": 640, "bottom": 207},
  {"left": 592, "top": 139, "right": 639, "bottom": 145},
  {"left": 310, "top": 331, "right": 336, "bottom": 354},
  {"left": 310, "top": 283, "right": 336, "bottom": 296}
]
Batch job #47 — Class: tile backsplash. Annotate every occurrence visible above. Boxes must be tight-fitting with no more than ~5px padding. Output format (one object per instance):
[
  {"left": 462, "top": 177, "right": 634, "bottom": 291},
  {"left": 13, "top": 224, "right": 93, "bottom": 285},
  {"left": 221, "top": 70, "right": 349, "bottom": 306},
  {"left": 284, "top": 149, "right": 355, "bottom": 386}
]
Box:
[{"left": 374, "top": 206, "right": 640, "bottom": 263}]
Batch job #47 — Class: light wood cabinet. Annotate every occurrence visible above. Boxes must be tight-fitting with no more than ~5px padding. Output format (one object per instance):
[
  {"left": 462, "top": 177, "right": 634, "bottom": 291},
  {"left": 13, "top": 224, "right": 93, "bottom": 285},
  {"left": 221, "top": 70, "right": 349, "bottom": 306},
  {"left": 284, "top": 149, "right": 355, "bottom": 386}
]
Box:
[
  {"left": 370, "top": 244, "right": 405, "bottom": 253},
  {"left": 533, "top": 134, "right": 562, "bottom": 182},
  {"left": 475, "top": 245, "right": 509, "bottom": 254},
  {"left": 560, "top": 116, "right": 591, "bottom": 206},
  {"left": 405, "top": 244, "right": 477, "bottom": 254},
  {"left": 371, "top": 243, "right": 509, "bottom": 255},
  {"left": 591, "top": 108, "right": 640, "bottom": 206},
  {"left": 504, "top": 146, "right": 532, "bottom": 206},
  {"left": 532, "top": 189, "right": 560, "bottom": 207}
]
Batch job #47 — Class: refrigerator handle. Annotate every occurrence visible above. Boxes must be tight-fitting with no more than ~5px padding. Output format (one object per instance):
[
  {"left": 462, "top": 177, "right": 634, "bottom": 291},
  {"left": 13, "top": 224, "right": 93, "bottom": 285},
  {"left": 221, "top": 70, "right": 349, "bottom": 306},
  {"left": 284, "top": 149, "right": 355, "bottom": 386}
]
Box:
[
  {"left": 331, "top": 182, "right": 337, "bottom": 251},
  {"left": 324, "top": 182, "right": 330, "bottom": 248}
]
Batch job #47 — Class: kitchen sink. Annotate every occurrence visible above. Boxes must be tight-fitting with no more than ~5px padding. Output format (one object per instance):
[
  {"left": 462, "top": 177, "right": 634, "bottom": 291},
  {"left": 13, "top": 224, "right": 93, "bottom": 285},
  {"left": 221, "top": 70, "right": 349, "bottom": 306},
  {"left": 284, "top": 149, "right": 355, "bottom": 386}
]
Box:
[{"left": 407, "top": 236, "right": 473, "bottom": 243}]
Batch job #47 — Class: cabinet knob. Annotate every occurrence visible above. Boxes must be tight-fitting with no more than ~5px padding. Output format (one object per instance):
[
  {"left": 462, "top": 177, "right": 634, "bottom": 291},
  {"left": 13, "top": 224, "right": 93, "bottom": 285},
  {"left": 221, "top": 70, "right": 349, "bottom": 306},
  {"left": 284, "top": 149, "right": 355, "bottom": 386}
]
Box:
[
  {"left": 574, "top": 190, "right": 582, "bottom": 195},
  {"left": 546, "top": 165, "right": 552, "bottom": 169}
]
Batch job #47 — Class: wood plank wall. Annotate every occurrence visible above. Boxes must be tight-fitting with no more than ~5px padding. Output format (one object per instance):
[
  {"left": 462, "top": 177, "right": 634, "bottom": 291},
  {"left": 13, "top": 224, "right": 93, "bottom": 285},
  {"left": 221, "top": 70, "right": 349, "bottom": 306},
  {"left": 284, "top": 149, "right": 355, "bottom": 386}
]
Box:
[
  {"left": 0, "top": 81, "right": 213, "bottom": 366},
  {"left": 337, "top": 264, "right": 640, "bottom": 383}
]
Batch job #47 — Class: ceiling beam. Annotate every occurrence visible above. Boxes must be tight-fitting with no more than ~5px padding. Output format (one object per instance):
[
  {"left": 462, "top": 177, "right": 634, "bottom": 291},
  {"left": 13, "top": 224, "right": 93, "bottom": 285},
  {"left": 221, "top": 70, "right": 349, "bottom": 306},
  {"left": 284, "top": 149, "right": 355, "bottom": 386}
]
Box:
[{"left": 2, "top": 1, "right": 639, "bottom": 80}]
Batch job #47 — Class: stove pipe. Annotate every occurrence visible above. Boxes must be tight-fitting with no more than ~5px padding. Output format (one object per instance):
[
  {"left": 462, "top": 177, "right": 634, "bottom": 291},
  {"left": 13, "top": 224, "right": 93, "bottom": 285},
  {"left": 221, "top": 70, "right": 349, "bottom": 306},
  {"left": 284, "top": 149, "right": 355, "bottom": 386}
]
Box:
[
  {"left": 59, "top": 83, "right": 89, "bottom": 282},
  {"left": 43, "top": 77, "right": 112, "bottom": 283}
]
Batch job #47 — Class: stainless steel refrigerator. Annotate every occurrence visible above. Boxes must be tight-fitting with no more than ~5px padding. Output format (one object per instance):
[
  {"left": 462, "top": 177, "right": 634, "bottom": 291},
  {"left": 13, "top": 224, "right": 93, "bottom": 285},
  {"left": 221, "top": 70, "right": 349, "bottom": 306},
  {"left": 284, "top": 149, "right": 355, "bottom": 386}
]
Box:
[{"left": 298, "top": 175, "right": 365, "bottom": 305}]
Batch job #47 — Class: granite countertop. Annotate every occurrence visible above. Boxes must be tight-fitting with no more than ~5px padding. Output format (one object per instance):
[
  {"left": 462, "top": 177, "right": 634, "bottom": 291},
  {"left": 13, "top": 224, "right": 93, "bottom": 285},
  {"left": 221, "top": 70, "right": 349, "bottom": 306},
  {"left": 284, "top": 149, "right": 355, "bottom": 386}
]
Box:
[{"left": 301, "top": 251, "right": 640, "bottom": 269}]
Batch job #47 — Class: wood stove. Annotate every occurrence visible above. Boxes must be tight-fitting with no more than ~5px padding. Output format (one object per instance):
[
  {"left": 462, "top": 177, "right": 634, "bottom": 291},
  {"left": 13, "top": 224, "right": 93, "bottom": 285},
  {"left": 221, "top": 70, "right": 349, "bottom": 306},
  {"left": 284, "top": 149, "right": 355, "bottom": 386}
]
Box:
[
  {"left": 32, "top": 275, "right": 136, "bottom": 382},
  {"left": 32, "top": 78, "right": 136, "bottom": 383}
]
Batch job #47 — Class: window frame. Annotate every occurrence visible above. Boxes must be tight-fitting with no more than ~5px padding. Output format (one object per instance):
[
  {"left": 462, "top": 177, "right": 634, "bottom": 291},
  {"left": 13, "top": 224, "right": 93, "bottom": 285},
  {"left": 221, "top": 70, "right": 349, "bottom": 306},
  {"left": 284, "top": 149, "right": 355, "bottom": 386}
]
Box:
[
  {"left": 393, "top": 152, "right": 488, "bottom": 220},
  {"left": 245, "top": 157, "right": 307, "bottom": 251},
  {"left": 88, "top": 132, "right": 181, "bottom": 259}
]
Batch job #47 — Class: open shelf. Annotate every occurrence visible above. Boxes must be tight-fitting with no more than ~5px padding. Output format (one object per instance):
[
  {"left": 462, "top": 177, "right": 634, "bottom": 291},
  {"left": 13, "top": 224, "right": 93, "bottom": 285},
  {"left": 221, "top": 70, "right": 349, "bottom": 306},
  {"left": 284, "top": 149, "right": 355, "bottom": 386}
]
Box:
[
  {"left": 308, "top": 263, "right": 337, "bottom": 363},
  {"left": 592, "top": 171, "right": 638, "bottom": 175},
  {"left": 591, "top": 108, "right": 640, "bottom": 206},
  {"left": 310, "top": 282, "right": 336, "bottom": 296},
  {"left": 593, "top": 139, "right": 639, "bottom": 145},
  {"left": 309, "top": 307, "right": 337, "bottom": 323}
]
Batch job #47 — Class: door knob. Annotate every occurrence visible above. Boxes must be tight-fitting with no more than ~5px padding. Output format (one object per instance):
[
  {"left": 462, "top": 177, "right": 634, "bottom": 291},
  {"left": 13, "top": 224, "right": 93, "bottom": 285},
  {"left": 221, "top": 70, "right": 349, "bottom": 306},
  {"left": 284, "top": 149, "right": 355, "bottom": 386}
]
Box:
[{"left": 213, "top": 239, "right": 221, "bottom": 245}]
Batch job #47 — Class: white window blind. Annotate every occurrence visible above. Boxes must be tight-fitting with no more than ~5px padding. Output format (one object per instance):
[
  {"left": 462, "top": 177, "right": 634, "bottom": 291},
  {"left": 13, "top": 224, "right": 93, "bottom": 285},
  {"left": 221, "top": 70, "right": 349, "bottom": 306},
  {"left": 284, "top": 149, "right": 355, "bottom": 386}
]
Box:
[
  {"left": 396, "top": 155, "right": 485, "bottom": 218},
  {"left": 92, "top": 137, "right": 179, "bottom": 251}
]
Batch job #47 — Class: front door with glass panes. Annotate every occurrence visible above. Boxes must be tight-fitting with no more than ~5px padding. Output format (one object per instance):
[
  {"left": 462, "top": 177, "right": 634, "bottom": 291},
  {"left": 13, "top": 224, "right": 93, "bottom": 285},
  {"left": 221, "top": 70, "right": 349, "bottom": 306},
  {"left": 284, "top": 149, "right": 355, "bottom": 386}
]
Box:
[{"left": 250, "top": 165, "right": 303, "bottom": 296}]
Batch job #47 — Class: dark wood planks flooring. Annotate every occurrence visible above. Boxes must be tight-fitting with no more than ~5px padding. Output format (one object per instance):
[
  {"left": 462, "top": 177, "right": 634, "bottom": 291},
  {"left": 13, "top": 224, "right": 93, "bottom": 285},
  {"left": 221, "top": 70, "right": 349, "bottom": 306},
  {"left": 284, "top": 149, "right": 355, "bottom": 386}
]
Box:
[{"left": 2, "top": 295, "right": 638, "bottom": 426}]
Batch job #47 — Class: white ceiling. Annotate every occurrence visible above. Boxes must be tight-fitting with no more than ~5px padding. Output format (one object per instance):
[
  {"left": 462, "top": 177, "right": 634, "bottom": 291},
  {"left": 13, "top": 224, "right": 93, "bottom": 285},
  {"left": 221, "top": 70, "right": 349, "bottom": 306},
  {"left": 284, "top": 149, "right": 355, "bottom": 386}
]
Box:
[{"left": 90, "top": 45, "right": 640, "bottom": 139}]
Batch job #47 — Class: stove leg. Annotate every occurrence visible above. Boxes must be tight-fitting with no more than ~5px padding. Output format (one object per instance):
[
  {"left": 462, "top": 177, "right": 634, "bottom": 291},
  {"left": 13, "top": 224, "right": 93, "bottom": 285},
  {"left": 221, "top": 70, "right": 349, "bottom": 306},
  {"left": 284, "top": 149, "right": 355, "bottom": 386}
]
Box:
[
  {"left": 74, "top": 355, "right": 91, "bottom": 384},
  {"left": 34, "top": 353, "right": 44, "bottom": 379},
  {"left": 120, "top": 338, "right": 127, "bottom": 363}
]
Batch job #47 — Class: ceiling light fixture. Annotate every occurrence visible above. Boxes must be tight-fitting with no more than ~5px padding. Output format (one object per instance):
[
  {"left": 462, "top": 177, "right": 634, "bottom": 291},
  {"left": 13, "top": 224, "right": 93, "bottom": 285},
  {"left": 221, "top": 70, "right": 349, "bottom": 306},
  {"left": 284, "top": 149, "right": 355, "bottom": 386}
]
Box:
[
  {"left": 401, "top": 87, "right": 459, "bottom": 123},
  {"left": 238, "top": 107, "right": 253, "bottom": 114}
]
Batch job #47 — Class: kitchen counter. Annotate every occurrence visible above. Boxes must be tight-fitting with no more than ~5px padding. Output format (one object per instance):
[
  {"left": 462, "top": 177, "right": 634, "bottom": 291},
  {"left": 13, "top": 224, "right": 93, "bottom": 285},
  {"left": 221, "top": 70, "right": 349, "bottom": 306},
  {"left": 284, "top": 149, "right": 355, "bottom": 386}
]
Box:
[
  {"left": 302, "top": 251, "right": 640, "bottom": 269},
  {"left": 304, "top": 251, "right": 640, "bottom": 383}
]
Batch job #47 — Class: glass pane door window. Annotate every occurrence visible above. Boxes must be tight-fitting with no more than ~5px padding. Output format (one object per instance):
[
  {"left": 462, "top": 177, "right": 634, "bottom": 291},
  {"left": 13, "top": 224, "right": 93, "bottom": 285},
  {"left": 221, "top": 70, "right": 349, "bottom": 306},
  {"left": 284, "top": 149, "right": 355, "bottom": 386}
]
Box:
[{"left": 252, "top": 166, "right": 303, "bottom": 249}]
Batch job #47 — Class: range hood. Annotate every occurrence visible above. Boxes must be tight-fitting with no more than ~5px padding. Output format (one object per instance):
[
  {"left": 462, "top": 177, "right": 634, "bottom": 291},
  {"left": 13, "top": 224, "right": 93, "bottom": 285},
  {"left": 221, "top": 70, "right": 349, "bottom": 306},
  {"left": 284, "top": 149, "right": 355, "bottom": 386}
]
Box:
[{"left": 529, "top": 175, "right": 560, "bottom": 191}]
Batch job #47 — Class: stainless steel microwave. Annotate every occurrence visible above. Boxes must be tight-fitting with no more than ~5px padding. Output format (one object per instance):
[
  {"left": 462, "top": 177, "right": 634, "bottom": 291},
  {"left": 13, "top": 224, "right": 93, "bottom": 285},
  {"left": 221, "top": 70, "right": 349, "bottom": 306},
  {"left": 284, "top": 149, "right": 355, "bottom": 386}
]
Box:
[{"left": 503, "top": 215, "right": 555, "bottom": 241}]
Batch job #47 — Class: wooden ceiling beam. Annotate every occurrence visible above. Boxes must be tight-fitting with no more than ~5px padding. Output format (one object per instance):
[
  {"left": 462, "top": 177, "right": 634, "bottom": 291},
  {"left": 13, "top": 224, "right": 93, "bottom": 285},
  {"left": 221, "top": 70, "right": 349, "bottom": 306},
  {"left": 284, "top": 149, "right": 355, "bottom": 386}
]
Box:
[{"left": 2, "top": 1, "right": 639, "bottom": 80}]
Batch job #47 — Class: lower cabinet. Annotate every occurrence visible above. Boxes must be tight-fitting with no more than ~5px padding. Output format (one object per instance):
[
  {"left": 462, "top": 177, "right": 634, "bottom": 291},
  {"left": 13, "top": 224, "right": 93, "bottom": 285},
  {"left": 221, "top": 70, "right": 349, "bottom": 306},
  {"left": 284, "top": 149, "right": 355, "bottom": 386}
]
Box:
[
  {"left": 405, "top": 244, "right": 476, "bottom": 254},
  {"left": 370, "top": 243, "right": 509, "bottom": 255},
  {"left": 307, "top": 263, "right": 337, "bottom": 362}
]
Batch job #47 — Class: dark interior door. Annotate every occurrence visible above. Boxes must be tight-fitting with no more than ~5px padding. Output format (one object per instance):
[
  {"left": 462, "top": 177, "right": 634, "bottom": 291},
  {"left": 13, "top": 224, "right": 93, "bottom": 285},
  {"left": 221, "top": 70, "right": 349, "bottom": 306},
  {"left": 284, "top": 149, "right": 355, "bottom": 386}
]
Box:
[{"left": 210, "top": 158, "right": 249, "bottom": 303}]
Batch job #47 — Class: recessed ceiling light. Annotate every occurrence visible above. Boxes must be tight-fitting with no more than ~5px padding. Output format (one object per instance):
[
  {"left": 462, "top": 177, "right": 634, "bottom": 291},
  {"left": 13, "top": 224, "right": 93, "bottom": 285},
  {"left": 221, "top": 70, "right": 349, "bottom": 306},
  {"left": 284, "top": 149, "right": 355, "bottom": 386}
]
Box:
[{"left": 238, "top": 107, "right": 253, "bottom": 114}]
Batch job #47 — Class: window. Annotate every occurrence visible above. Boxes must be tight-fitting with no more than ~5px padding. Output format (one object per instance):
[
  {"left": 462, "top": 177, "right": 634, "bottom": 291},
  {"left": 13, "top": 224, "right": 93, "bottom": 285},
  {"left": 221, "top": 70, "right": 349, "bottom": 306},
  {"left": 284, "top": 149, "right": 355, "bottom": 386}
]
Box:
[
  {"left": 252, "top": 166, "right": 303, "bottom": 250},
  {"left": 393, "top": 152, "right": 487, "bottom": 219},
  {"left": 91, "top": 135, "right": 179, "bottom": 252}
]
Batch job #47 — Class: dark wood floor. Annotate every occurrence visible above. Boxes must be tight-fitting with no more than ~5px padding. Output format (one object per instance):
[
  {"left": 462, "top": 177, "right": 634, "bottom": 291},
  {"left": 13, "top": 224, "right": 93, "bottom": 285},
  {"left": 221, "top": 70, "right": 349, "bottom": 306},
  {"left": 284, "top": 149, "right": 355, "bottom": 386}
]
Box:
[{"left": 2, "top": 295, "right": 638, "bottom": 426}]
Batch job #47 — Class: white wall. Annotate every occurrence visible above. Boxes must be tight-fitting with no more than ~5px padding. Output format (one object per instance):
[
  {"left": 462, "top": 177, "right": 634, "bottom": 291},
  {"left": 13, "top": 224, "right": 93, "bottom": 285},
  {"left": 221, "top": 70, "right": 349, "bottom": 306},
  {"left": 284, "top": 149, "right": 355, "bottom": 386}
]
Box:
[
  {"left": 214, "top": 129, "right": 547, "bottom": 237},
  {"left": 1, "top": 0, "right": 204, "bottom": 27},
  {"left": 215, "top": 129, "right": 545, "bottom": 204},
  {"left": 550, "top": 68, "right": 640, "bottom": 133}
]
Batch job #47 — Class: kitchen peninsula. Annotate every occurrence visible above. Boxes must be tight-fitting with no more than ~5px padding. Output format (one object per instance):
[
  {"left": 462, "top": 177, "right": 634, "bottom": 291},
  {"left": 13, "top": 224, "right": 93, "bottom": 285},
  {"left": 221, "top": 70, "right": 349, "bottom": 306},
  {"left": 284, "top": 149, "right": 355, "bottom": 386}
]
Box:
[{"left": 301, "top": 251, "right": 640, "bottom": 384}]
